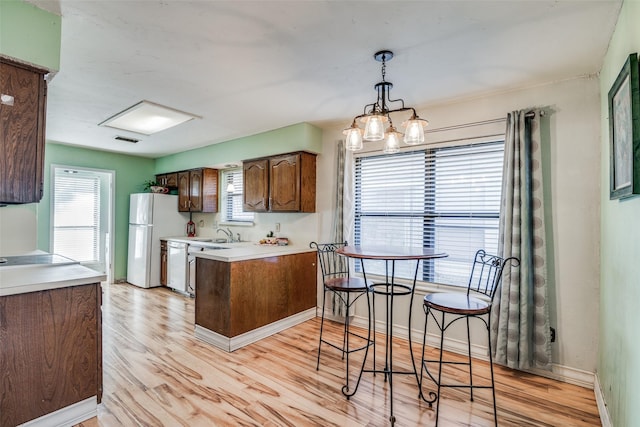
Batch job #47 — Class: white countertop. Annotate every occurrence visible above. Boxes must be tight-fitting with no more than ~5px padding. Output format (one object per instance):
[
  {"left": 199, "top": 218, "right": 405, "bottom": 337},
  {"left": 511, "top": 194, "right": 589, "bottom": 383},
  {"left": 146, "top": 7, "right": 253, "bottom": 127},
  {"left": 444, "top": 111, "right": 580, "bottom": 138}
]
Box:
[
  {"left": 0, "top": 252, "right": 106, "bottom": 296},
  {"left": 163, "top": 237, "right": 315, "bottom": 262}
]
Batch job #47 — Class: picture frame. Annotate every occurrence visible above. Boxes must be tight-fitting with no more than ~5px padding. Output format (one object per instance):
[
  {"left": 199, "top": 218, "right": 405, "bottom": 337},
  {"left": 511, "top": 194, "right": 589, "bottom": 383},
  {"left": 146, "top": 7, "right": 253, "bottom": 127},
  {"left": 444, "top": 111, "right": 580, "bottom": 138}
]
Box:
[{"left": 608, "top": 53, "right": 640, "bottom": 199}]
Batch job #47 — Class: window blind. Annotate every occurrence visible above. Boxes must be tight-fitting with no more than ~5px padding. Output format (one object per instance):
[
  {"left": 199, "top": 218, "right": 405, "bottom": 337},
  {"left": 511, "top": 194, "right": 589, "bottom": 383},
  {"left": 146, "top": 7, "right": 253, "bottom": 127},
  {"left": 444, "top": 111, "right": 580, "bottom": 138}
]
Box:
[
  {"left": 52, "top": 169, "right": 100, "bottom": 262},
  {"left": 222, "top": 169, "right": 254, "bottom": 223},
  {"left": 354, "top": 141, "right": 504, "bottom": 286}
]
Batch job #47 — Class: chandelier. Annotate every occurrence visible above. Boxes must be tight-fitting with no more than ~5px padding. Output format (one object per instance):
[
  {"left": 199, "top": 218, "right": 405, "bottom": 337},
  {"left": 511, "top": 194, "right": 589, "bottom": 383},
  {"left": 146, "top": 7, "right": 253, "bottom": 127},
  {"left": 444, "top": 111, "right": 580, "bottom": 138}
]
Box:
[{"left": 343, "top": 50, "right": 429, "bottom": 153}]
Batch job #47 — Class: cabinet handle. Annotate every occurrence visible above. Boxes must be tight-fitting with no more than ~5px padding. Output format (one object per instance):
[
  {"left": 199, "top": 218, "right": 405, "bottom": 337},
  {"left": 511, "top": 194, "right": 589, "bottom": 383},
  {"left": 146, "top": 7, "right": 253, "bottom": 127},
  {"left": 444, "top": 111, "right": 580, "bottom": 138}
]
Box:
[{"left": 1, "top": 94, "right": 14, "bottom": 106}]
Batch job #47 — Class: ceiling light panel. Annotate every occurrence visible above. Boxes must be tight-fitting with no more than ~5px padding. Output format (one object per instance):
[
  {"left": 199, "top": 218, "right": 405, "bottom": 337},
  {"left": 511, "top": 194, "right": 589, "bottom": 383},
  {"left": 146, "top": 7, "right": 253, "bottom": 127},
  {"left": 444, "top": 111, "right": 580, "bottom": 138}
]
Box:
[{"left": 99, "top": 100, "right": 200, "bottom": 135}]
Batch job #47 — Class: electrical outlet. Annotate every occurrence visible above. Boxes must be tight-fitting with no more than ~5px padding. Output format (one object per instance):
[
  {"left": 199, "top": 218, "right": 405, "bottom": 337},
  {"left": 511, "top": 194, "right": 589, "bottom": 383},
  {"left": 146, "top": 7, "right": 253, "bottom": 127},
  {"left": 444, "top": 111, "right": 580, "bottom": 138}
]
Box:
[{"left": 275, "top": 223, "right": 280, "bottom": 232}]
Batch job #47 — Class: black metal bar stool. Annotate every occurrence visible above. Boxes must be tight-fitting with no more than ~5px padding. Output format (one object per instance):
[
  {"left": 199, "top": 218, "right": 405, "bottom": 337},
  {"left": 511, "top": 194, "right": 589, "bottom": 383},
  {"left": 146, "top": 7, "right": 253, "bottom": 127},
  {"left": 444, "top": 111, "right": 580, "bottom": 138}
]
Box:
[
  {"left": 310, "top": 241, "right": 374, "bottom": 397},
  {"left": 419, "top": 249, "right": 520, "bottom": 426}
]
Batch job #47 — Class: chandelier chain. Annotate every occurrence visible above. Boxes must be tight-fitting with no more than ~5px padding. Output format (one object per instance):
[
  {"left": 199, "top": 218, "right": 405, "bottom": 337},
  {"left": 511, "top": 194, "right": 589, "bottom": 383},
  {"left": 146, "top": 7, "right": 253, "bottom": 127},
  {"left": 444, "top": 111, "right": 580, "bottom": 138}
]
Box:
[{"left": 381, "top": 58, "right": 386, "bottom": 82}]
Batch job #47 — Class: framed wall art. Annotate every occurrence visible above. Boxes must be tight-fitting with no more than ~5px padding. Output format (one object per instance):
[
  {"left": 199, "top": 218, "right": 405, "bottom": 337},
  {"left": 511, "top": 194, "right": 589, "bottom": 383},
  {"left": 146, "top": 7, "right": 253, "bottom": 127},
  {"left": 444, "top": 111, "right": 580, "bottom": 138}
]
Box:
[{"left": 608, "top": 52, "right": 640, "bottom": 199}]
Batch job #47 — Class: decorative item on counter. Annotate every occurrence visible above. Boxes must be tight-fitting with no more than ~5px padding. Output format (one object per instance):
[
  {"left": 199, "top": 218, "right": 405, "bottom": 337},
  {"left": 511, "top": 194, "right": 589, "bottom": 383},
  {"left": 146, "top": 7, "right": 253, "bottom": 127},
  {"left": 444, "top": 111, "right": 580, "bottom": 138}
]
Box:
[
  {"left": 258, "top": 230, "right": 287, "bottom": 246},
  {"left": 186, "top": 213, "right": 196, "bottom": 237}
]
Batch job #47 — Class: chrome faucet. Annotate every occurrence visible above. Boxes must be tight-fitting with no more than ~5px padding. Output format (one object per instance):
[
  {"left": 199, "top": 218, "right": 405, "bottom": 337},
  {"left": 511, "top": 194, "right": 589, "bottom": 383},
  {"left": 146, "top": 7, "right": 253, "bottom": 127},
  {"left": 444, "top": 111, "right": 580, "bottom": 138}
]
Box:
[{"left": 216, "top": 228, "right": 234, "bottom": 243}]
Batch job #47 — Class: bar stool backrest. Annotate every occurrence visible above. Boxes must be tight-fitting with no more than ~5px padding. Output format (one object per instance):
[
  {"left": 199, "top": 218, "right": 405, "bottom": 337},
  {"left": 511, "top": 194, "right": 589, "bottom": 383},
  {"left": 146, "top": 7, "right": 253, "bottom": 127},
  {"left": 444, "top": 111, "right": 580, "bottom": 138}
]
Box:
[
  {"left": 309, "top": 241, "right": 349, "bottom": 283},
  {"left": 467, "top": 249, "right": 518, "bottom": 301}
]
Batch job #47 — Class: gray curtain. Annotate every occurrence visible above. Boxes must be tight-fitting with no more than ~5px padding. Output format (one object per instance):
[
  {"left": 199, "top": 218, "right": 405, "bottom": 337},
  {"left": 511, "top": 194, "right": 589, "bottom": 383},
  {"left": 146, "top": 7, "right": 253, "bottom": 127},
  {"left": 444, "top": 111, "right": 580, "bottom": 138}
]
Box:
[
  {"left": 333, "top": 140, "right": 345, "bottom": 244},
  {"left": 332, "top": 140, "right": 346, "bottom": 316},
  {"left": 491, "top": 109, "right": 551, "bottom": 370}
]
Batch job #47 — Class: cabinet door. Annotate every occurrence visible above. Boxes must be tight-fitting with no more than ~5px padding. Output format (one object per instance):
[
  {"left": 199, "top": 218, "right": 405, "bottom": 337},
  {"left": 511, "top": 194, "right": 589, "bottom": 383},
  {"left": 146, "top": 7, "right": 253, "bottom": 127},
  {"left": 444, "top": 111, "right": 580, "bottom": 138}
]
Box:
[
  {"left": 177, "top": 171, "right": 191, "bottom": 212},
  {"left": 189, "top": 169, "right": 203, "bottom": 212},
  {"left": 0, "top": 60, "right": 47, "bottom": 204},
  {"left": 160, "top": 240, "right": 168, "bottom": 286},
  {"left": 164, "top": 172, "right": 178, "bottom": 187},
  {"left": 200, "top": 168, "right": 218, "bottom": 213},
  {"left": 156, "top": 173, "right": 178, "bottom": 188},
  {"left": 243, "top": 159, "right": 269, "bottom": 212},
  {"left": 269, "top": 154, "right": 301, "bottom": 211}
]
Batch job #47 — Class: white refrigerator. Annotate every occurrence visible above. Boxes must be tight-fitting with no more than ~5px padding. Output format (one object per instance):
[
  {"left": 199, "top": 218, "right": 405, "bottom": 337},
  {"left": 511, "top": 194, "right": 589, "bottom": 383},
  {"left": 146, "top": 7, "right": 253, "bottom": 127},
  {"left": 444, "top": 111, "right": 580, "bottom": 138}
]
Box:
[{"left": 127, "top": 193, "right": 187, "bottom": 288}]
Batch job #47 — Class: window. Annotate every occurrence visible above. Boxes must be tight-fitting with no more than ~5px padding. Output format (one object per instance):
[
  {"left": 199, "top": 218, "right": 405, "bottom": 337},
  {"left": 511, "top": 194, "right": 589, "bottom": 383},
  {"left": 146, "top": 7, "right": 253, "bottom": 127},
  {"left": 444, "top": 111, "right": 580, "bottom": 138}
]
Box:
[
  {"left": 221, "top": 168, "right": 254, "bottom": 223},
  {"left": 52, "top": 168, "right": 101, "bottom": 263},
  {"left": 354, "top": 141, "right": 504, "bottom": 286}
]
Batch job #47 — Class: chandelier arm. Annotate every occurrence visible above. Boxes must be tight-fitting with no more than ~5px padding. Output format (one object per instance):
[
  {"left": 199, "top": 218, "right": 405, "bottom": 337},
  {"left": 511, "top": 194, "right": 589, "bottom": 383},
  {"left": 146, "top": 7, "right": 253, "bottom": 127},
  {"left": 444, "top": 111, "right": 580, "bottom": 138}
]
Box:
[
  {"left": 384, "top": 92, "right": 406, "bottom": 110},
  {"left": 362, "top": 102, "right": 379, "bottom": 116},
  {"left": 385, "top": 106, "right": 414, "bottom": 115}
]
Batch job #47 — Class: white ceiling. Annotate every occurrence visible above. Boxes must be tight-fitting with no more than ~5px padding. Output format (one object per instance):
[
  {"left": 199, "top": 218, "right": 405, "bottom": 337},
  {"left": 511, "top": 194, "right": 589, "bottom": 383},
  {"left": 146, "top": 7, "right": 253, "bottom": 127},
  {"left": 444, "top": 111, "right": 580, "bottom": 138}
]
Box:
[{"left": 26, "top": 0, "right": 622, "bottom": 158}]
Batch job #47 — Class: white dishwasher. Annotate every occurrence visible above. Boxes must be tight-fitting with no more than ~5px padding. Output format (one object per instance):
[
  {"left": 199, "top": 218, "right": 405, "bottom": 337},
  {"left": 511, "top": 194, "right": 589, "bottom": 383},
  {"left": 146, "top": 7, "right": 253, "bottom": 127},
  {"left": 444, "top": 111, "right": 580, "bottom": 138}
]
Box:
[
  {"left": 187, "top": 244, "right": 208, "bottom": 296},
  {"left": 167, "top": 241, "right": 188, "bottom": 294}
]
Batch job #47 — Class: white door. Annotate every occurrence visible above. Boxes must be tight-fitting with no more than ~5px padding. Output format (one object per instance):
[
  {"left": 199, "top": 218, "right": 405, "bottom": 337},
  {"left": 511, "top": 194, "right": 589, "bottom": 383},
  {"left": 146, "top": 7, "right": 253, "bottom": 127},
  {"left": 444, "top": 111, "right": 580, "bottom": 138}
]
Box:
[{"left": 51, "top": 165, "right": 115, "bottom": 283}]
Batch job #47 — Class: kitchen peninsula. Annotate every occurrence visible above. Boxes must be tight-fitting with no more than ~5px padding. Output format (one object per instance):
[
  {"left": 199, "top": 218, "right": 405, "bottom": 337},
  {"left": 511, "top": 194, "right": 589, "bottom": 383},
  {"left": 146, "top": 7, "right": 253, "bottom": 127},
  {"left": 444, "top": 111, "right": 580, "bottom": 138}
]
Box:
[
  {"left": 0, "top": 254, "right": 105, "bottom": 427},
  {"left": 189, "top": 242, "right": 317, "bottom": 352}
]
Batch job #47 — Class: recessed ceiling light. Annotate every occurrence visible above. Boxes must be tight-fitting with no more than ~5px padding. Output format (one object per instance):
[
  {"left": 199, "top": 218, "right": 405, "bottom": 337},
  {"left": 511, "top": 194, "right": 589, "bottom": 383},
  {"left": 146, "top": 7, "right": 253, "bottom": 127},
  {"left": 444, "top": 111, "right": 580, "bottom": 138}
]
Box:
[{"left": 99, "top": 100, "right": 200, "bottom": 135}]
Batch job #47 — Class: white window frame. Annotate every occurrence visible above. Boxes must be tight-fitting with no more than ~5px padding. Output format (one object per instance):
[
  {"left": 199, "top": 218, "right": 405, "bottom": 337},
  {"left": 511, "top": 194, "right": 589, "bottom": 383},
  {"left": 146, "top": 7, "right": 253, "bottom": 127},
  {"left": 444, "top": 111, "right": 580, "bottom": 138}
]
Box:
[
  {"left": 50, "top": 165, "right": 115, "bottom": 281},
  {"left": 220, "top": 168, "right": 254, "bottom": 224},
  {"left": 353, "top": 139, "right": 505, "bottom": 288}
]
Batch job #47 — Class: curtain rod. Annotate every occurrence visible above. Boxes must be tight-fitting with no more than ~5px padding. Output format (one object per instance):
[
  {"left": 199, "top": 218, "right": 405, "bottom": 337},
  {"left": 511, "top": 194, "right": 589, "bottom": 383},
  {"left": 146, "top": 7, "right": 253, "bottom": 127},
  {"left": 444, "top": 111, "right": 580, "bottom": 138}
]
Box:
[{"left": 425, "top": 110, "right": 543, "bottom": 134}]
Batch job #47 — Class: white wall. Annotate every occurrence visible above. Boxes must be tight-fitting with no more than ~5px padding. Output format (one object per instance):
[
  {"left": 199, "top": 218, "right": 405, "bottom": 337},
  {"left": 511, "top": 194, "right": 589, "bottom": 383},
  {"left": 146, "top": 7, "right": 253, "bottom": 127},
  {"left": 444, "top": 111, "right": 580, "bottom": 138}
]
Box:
[
  {"left": 316, "top": 75, "right": 601, "bottom": 382},
  {"left": 191, "top": 211, "right": 320, "bottom": 246},
  {"left": 0, "top": 204, "right": 38, "bottom": 255}
]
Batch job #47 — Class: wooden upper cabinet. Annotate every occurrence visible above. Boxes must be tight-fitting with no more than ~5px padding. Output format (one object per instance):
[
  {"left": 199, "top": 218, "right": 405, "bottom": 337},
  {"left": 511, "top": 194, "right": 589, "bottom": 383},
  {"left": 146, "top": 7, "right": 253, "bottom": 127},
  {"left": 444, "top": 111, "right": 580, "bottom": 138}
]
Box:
[
  {"left": 156, "top": 172, "right": 177, "bottom": 188},
  {"left": 178, "top": 168, "right": 218, "bottom": 212},
  {"left": 177, "top": 171, "right": 190, "bottom": 211},
  {"left": 243, "top": 152, "right": 316, "bottom": 213},
  {"left": 0, "top": 58, "right": 48, "bottom": 205},
  {"left": 243, "top": 159, "right": 269, "bottom": 212}
]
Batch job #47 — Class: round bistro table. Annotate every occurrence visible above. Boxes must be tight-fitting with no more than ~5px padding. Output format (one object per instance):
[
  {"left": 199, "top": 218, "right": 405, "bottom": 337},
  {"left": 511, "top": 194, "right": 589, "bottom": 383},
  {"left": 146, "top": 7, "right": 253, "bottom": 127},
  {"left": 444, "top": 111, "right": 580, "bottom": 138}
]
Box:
[{"left": 336, "top": 245, "right": 448, "bottom": 425}]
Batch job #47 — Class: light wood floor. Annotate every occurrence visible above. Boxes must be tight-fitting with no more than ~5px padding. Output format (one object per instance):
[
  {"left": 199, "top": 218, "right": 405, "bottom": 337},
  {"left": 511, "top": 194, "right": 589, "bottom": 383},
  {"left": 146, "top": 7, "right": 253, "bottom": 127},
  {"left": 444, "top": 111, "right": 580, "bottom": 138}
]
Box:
[{"left": 77, "top": 283, "right": 601, "bottom": 426}]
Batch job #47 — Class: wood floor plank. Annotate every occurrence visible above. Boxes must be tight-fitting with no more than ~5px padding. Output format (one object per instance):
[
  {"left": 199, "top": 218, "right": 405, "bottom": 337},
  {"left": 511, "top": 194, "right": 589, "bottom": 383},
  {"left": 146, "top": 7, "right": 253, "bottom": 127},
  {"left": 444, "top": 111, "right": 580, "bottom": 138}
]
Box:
[{"left": 75, "top": 283, "right": 600, "bottom": 426}]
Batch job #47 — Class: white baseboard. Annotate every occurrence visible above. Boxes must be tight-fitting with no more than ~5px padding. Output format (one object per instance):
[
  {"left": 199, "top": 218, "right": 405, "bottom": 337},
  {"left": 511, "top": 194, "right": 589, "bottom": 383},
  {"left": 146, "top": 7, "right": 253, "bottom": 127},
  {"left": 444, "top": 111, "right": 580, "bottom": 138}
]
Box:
[
  {"left": 594, "top": 374, "right": 613, "bottom": 427},
  {"left": 19, "top": 396, "right": 97, "bottom": 427},
  {"left": 349, "top": 313, "right": 596, "bottom": 389},
  {"left": 196, "top": 308, "right": 316, "bottom": 352}
]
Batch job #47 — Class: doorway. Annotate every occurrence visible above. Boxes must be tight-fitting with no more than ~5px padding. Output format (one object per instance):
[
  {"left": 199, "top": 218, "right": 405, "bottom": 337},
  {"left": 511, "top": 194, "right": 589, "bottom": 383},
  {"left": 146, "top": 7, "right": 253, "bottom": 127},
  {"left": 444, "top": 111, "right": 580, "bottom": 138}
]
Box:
[{"left": 50, "top": 165, "right": 115, "bottom": 283}]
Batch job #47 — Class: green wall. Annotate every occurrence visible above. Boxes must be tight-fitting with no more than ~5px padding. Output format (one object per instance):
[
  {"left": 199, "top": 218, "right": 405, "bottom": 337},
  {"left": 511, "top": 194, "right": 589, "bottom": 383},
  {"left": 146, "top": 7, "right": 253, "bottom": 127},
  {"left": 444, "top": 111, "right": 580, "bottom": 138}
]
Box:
[
  {"left": 0, "top": 0, "right": 61, "bottom": 71},
  {"left": 598, "top": 1, "right": 640, "bottom": 425},
  {"left": 39, "top": 123, "right": 322, "bottom": 280},
  {"left": 39, "top": 143, "right": 155, "bottom": 280},
  {"left": 155, "top": 122, "right": 322, "bottom": 173}
]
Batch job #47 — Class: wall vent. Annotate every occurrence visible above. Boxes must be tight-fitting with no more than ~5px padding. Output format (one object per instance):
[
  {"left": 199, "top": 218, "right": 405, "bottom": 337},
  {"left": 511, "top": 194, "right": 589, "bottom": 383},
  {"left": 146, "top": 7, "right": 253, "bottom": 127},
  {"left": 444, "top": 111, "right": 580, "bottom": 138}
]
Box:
[{"left": 114, "top": 135, "right": 139, "bottom": 143}]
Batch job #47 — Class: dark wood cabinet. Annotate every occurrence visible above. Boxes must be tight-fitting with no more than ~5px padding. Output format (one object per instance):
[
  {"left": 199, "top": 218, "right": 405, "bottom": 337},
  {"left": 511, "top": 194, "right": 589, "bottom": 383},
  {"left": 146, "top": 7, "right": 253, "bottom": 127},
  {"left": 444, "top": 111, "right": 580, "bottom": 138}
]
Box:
[
  {"left": 160, "top": 240, "right": 168, "bottom": 286},
  {"left": 243, "top": 158, "right": 269, "bottom": 211},
  {"left": 243, "top": 152, "right": 316, "bottom": 212},
  {"left": 178, "top": 168, "right": 218, "bottom": 212},
  {"left": 0, "top": 283, "right": 102, "bottom": 426},
  {"left": 155, "top": 172, "right": 178, "bottom": 188},
  {"left": 195, "top": 251, "right": 316, "bottom": 337},
  {"left": 0, "top": 58, "right": 48, "bottom": 205}
]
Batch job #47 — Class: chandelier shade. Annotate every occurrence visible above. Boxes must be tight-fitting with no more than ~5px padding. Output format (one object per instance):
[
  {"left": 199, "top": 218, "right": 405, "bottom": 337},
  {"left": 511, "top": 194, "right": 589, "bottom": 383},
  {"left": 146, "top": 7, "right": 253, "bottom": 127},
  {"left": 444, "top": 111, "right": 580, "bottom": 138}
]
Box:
[
  {"left": 345, "top": 50, "right": 428, "bottom": 152},
  {"left": 343, "top": 121, "right": 363, "bottom": 151},
  {"left": 383, "top": 124, "right": 402, "bottom": 154}
]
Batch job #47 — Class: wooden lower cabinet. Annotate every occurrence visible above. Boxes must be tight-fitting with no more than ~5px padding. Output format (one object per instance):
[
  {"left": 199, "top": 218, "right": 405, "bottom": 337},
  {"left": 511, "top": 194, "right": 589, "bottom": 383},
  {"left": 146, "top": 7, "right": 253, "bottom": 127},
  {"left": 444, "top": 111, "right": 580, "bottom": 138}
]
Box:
[
  {"left": 0, "top": 283, "right": 102, "bottom": 426},
  {"left": 195, "top": 252, "right": 316, "bottom": 337},
  {"left": 160, "top": 240, "right": 168, "bottom": 286}
]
